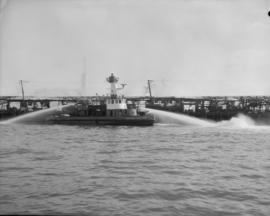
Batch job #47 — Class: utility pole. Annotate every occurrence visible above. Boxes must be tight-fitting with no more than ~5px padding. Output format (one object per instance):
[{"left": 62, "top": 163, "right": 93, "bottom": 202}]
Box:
[
  {"left": 81, "top": 56, "right": 87, "bottom": 96},
  {"left": 19, "top": 80, "right": 25, "bottom": 100},
  {"left": 147, "top": 80, "right": 153, "bottom": 101}
]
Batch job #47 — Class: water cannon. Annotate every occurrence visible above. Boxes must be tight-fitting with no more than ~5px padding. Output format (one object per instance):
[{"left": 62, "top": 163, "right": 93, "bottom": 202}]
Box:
[{"left": 119, "top": 83, "right": 127, "bottom": 90}]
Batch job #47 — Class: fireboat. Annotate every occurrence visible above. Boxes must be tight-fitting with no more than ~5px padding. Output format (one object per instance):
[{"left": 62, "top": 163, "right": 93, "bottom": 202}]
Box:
[{"left": 49, "top": 73, "right": 154, "bottom": 126}]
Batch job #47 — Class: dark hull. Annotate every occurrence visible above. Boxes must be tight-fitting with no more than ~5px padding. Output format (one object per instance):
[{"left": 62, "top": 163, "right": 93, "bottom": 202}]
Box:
[{"left": 49, "top": 116, "right": 154, "bottom": 126}]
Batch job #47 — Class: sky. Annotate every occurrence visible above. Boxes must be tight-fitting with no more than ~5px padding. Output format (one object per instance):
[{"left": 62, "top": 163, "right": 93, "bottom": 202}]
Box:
[{"left": 0, "top": 0, "right": 270, "bottom": 97}]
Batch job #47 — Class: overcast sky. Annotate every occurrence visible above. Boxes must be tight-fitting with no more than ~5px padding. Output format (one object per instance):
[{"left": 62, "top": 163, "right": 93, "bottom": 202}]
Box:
[{"left": 0, "top": 0, "right": 270, "bottom": 97}]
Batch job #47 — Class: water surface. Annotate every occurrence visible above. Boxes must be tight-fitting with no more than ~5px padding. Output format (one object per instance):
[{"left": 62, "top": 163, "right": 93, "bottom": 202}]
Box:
[{"left": 0, "top": 115, "right": 270, "bottom": 215}]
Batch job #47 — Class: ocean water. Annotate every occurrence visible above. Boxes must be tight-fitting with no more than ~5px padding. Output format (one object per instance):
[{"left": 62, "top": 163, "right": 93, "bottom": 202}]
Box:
[{"left": 0, "top": 110, "right": 270, "bottom": 215}]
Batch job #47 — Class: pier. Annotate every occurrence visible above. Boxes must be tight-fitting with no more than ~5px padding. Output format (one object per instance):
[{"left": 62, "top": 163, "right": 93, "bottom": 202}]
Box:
[
  {"left": 145, "top": 96, "right": 270, "bottom": 123},
  {"left": 0, "top": 96, "right": 78, "bottom": 119},
  {"left": 1, "top": 95, "right": 270, "bottom": 122}
]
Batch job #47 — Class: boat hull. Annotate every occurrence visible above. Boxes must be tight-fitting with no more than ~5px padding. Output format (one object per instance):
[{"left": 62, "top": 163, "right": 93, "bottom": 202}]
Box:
[{"left": 49, "top": 116, "right": 154, "bottom": 126}]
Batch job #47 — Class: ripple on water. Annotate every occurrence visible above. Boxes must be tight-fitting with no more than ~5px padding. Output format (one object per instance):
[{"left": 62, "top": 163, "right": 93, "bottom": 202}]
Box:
[{"left": 0, "top": 124, "right": 270, "bottom": 215}]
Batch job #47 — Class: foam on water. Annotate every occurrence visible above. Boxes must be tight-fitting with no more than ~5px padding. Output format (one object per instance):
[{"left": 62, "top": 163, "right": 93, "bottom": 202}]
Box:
[
  {"left": 1, "top": 104, "right": 74, "bottom": 124},
  {"left": 218, "top": 114, "right": 255, "bottom": 128},
  {"left": 217, "top": 113, "right": 270, "bottom": 130}
]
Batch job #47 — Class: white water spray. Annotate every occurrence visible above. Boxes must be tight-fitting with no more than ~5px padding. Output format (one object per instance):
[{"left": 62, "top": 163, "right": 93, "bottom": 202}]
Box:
[
  {"left": 146, "top": 108, "right": 270, "bottom": 129},
  {"left": 1, "top": 104, "right": 74, "bottom": 124},
  {"left": 1, "top": 105, "right": 268, "bottom": 129},
  {"left": 146, "top": 108, "right": 215, "bottom": 127}
]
